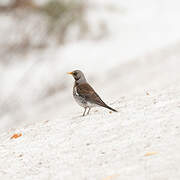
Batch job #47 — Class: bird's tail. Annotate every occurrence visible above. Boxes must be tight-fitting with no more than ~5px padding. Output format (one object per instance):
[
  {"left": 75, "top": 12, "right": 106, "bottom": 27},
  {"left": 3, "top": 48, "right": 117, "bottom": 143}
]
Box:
[{"left": 104, "top": 104, "right": 118, "bottom": 112}]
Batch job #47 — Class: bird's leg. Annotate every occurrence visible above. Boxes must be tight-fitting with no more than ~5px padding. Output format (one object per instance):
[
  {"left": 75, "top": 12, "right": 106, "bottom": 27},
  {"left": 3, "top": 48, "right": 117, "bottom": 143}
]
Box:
[
  {"left": 83, "top": 107, "right": 87, "bottom": 116},
  {"left": 87, "top": 107, "right": 91, "bottom": 115}
]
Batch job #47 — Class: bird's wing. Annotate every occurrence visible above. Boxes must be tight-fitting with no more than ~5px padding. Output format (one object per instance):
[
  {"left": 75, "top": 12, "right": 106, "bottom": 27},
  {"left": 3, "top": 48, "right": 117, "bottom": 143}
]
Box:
[{"left": 76, "top": 83, "right": 106, "bottom": 107}]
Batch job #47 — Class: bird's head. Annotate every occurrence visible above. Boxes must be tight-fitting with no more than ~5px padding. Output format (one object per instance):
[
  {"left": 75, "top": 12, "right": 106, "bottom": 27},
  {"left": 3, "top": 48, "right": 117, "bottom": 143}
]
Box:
[{"left": 67, "top": 70, "right": 86, "bottom": 83}]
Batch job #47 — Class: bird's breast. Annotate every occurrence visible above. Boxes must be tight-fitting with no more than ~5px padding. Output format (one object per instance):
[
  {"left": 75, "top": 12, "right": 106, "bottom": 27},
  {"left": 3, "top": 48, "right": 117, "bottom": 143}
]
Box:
[{"left": 73, "top": 85, "right": 79, "bottom": 96}]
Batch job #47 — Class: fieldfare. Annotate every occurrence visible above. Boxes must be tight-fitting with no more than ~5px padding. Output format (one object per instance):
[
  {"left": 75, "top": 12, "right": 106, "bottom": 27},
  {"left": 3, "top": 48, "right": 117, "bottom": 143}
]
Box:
[{"left": 68, "top": 70, "right": 117, "bottom": 116}]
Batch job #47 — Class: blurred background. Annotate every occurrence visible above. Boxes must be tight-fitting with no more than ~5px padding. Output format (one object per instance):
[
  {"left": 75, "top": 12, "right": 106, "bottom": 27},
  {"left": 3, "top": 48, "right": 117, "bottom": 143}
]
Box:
[{"left": 0, "top": 0, "right": 180, "bottom": 132}]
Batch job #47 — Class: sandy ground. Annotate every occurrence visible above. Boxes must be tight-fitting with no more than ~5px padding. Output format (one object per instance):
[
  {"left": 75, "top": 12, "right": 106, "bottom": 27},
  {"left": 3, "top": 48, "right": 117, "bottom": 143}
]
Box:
[{"left": 0, "top": 44, "right": 180, "bottom": 180}]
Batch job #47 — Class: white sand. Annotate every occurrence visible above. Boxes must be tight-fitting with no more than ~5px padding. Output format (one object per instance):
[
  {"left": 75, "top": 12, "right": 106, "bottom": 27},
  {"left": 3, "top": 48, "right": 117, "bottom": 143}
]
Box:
[{"left": 0, "top": 45, "right": 180, "bottom": 180}]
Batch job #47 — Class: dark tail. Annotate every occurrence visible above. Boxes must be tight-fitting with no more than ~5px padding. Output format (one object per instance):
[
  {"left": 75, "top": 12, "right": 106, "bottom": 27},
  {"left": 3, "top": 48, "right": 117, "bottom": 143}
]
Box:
[{"left": 104, "top": 104, "right": 118, "bottom": 112}]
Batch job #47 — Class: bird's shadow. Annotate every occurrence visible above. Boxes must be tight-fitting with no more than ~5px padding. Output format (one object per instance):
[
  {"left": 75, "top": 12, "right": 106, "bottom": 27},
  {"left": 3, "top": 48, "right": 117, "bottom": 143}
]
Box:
[
  {"left": 70, "top": 114, "right": 87, "bottom": 125},
  {"left": 71, "top": 115, "right": 84, "bottom": 119}
]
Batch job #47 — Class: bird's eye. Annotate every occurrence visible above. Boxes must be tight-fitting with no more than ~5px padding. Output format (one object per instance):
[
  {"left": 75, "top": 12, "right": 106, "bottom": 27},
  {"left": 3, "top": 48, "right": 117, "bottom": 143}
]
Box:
[{"left": 73, "top": 72, "right": 77, "bottom": 76}]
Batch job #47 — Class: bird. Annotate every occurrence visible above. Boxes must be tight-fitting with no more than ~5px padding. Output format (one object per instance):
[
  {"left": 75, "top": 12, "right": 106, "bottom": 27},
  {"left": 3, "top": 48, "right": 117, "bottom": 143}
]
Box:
[{"left": 68, "top": 70, "right": 117, "bottom": 116}]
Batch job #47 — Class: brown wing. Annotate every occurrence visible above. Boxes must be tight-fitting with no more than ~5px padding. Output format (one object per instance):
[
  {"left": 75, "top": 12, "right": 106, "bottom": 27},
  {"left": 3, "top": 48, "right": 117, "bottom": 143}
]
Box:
[{"left": 76, "top": 83, "right": 107, "bottom": 107}]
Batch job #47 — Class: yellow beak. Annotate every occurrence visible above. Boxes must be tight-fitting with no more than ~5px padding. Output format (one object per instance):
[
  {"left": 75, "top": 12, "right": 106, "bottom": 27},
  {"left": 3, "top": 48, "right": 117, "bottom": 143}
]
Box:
[{"left": 67, "top": 72, "right": 73, "bottom": 75}]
